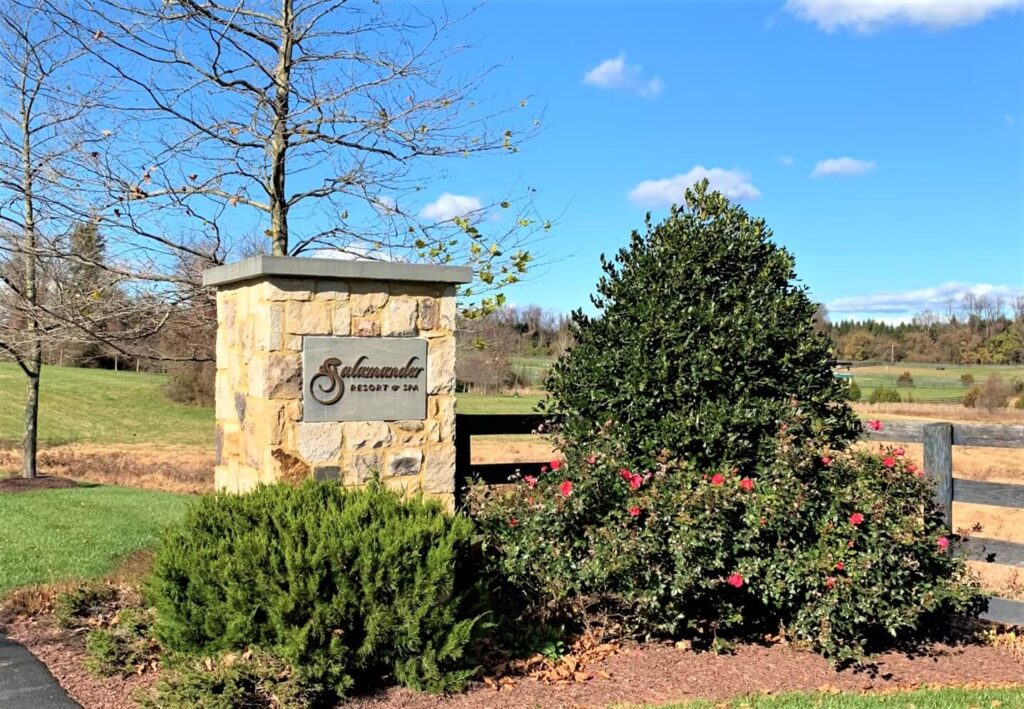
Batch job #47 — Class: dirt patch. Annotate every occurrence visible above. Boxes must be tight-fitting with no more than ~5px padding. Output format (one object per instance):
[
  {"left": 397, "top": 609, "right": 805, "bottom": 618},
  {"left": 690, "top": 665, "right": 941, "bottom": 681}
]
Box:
[
  {"left": 0, "top": 474, "right": 79, "bottom": 492},
  {"left": 0, "top": 444, "right": 214, "bottom": 494}
]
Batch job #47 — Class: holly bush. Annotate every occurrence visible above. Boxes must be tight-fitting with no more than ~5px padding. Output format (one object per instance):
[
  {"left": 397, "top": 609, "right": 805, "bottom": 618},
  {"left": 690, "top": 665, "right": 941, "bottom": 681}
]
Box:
[
  {"left": 147, "top": 480, "right": 482, "bottom": 699},
  {"left": 476, "top": 419, "right": 981, "bottom": 662},
  {"left": 542, "top": 180, "right": 861, "bottom": 475}
]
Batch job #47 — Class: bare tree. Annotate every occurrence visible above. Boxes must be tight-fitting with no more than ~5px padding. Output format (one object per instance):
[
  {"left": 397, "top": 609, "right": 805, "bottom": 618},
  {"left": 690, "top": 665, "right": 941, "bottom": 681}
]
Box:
[
  {"left": 59, "top": 0, "right": 544, "bottom": 311},
  {"left": 0, "top": 1, "right": 103, "bottom": 477}
]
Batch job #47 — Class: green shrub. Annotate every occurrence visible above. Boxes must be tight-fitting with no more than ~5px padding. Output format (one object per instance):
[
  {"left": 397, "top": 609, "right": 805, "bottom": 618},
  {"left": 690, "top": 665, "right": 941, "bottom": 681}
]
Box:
[
  {"left": 147, "top": 480, "right": 481, "bottom": 699},
  {"left": 541, "top": 180, "right": 860, "bottom": 476},
  {"left": 846, "top": 380, "right": 861, "bottom": 402},
  {"left": 137, "top": 650, "right": 317, "bottom": 709},
  {"left": 1015, "top": 396, "right": 1024, "bottom": 410},
  {"left": 84, "top": 608, "right": 158, "bottom": 677},
  {"left": 961, "top": 373, "right": 975, "bottom": 388},
  {"left": 476, "top": 423, "right": 981, "bottom": 662},
  {"left": 868, "top": 386, "right": 901, "bottom": 404},
  {"left": 54, "top": 583, "right": 117, "bottom": 629},
  {"left": 896, "top": 371, "right": 914, "bottom": 387}
]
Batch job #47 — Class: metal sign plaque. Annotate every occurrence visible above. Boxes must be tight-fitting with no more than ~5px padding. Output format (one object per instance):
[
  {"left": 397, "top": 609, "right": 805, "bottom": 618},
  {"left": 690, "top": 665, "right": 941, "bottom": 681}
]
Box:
[{"left": 302, "top": 337, "right": 428, "bottom": 422}]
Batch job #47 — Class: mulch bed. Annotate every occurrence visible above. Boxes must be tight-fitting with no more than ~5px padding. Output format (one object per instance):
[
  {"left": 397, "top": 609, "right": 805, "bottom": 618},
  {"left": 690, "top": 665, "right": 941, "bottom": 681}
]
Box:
[
  {"left": 0, "top": 475, "right": 79, "bottom": 493},
  {"left": 5, "top": 613, "right": 1024, "bottom": 709}
]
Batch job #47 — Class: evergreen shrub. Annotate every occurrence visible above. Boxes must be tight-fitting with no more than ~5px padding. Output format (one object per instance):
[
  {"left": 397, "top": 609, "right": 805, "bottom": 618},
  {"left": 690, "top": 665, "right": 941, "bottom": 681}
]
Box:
[
  {"left": 868, "top": 386, "right": 901, "bottom": 403},
  {"left": 147, "top": 480, "right": 481, "bottom": 698}
]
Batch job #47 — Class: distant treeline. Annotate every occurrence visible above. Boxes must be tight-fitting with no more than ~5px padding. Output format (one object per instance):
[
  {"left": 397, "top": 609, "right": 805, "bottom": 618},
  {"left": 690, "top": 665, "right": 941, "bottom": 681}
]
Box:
[{"left": 822, "top": 295, "right": 1024, "bottom": 365}]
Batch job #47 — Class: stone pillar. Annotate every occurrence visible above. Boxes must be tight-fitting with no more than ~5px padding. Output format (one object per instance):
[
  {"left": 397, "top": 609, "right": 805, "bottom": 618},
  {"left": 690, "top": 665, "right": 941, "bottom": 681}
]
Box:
[{"left": 203, "top": 255, "right": 471, "bottom": 507}]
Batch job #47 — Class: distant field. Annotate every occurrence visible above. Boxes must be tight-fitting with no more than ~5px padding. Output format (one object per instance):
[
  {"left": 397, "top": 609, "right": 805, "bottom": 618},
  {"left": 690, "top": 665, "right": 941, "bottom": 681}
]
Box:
[
  {"left": 845, "top": 362, "right": 1024, "bottom": 403},
  {"left": 0, "top": 363, "right": 544, "bottom": 450},
  {"left": 508, "top": 354, "right": 555, "bottom": 387},
  {"left": 0, "top": 362, "right": 213, "bottom": 447}
]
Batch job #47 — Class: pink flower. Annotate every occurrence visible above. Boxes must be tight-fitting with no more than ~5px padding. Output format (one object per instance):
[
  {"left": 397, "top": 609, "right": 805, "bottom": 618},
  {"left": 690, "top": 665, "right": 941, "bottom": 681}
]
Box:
[
  {"left": 821, "top": 456, "right": 833, "bottom": 466},
  {"left": 834, "top": 561, "right": 845, "bottom": 572},
  {"left": 906, "top": 462, "right": 920, "bottom": 476},
  {"left": 541, "top": 466, "right": 548, "bottom": 473},
  {"left": 559, "top": 480, "right": 573, "bottom": 498},
  {"left": 937, "top": 536, "right": 950, "bottom": 551},
  {"left": 882, "top": 456, "right": 896, "bottom": 468},
  {"left": 619, "top": 468, "right": 632, "bottom": 482},
  {"left": 524, "top": 475, "right": 538, "bottom": 489},
  {"left": 586, "top": 453, "right": 597, "bottom": 465},
  {"left": 550, "top": 459, "right": 562, "bottom": 472},
  {"left": 629, "top": 474, "right": 643, "bottom": 491},
  {"left": 629, "top": 506, "right": 641, "bottom": 518},
  {"left": 739, "top": 477, "right": 754, "bottom": 492},
  {"left": 825, "top": 576, "right": 836, "bottom": 590},
  {"left": 849, "top": 512, "right": 864, "bottom": 526},
  {"left": 710, "top": 473, "right": 725, "bottom": 487},
  {"left": 893, "top": 447, "right": 905, "bottom": 457},
  {"left": 727, "top": 573, "right": 744, "bottom": 588},
  {"left": 867, "top": 420, "right": 883, "bottom": 432}
]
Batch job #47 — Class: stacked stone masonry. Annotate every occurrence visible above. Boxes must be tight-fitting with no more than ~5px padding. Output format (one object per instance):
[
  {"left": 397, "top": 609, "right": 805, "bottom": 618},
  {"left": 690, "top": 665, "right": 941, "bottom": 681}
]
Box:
[{"left": 214, "top": 276, "right": 458, "bottom": 507}]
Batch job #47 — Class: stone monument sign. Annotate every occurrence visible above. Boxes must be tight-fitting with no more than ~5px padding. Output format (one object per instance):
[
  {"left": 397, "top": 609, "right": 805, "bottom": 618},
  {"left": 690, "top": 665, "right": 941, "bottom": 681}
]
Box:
[{"left": 203, "top": 255, "right": 472, "bottom": 506}]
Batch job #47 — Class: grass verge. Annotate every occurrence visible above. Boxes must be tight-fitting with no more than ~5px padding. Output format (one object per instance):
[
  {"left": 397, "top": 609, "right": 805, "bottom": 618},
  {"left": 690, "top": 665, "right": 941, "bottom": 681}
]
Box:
[
  {"left": 640, "top": 684, "right": 1024, "bottom": 707},
  {"left": 0, "top": 485, "right": 190, "bottom": 596}
]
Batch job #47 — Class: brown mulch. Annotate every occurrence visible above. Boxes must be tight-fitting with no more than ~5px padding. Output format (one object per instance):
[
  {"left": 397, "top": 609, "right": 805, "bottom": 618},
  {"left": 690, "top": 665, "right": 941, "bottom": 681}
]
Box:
[
  {"left": 0, "top": 474, "right": 79, "bottom": 492},
  {"left": 3, "top": 616, "right": 156, "bottom": 709},
  {"left": 349, "top": 641, "right": 1024, "bottom": 709},
  {"left": 5, "top": 612, "right": 1024, "bottom": 709}
]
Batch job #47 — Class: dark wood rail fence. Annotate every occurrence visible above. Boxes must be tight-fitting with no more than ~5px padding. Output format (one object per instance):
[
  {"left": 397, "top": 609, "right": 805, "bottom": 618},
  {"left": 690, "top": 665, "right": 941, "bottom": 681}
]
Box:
[{"left": 454, "top": 413, "right": 1024, "bottom": 625}]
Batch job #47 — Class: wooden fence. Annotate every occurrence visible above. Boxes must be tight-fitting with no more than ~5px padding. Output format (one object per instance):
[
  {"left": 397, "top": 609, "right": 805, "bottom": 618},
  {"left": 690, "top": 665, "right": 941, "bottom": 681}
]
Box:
[{"left": 454, "top": 413, "right": 1024, "bottom": 626}]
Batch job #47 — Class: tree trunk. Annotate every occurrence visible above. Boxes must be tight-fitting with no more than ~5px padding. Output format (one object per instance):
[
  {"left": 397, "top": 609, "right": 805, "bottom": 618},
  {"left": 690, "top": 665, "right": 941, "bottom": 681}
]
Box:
[
  {"left": 22, "top": 361, "right": 40, "bottom": 479},
  {"left": 268, "top": 0, "right": 293, "bottom": 256}
]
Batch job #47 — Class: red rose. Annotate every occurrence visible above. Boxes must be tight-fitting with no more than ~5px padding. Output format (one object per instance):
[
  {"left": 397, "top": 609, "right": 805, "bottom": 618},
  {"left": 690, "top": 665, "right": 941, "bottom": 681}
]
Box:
[
  {"left": 619, "top": 468, "right": 632, "bottom": 482},
  {"left": 710, "top": 473, "right": 725, "bottom": 486},
  {"left": 834, "top": 561, "right": 844, "bottom": 572},
  {"left": 739, "top": 477, "right": 754, "bottom": 491},
  {"left": 524, "top": 475, "right": 538, "bottom": 489},
  {"left": 937, "top": 536, "right": 949, "bottom": 551},
  {"left": 893, "top": 447, "right": 905, "bottom": 457},
  {"left": 727, "top": 573, "right": 744, "bottom": 588},
  {"left": 559, "top": 480, "right": 573, "bottom": 497},
  {"left": 821, "top": 456, "right": 832, "bottom": 466},
  {"left": 825, "top": 576, "right": 836, "bottom": 590},
  {"left": 849, "top": 512, "right": 864, "bottom": 526},
  {"left": 906, "top": 462, "right": 919, "bottom": 475},
  {"left": 882, "top": 456, "right": 896, "bottom": 468},
  {"left": 629, "top": 474, "right": 643, "bottom": 491},
  {"left": 867, "top": 420, "right": 883, "bottom": 431},
  {"left": 550, "top": 459, "right": 562, "bottom": 471},
  {"left": 508, "top": 517, "right": 519, "bottom": 528},
  {"left": 629, "top": 506, "right": 641, "bottom": 518}
]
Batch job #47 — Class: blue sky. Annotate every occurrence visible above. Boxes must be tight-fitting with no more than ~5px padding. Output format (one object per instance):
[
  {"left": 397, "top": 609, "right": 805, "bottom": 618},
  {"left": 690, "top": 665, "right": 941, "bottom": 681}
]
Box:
[{"left": 410, "top": 0, "right": 1024, "bottom": 322}]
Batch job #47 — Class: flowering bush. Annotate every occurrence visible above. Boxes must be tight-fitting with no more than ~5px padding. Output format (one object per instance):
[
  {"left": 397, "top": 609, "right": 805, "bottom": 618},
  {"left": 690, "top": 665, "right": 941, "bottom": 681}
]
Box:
[{"left": 476, "top": 421, "right": 981, "bottom": 662}]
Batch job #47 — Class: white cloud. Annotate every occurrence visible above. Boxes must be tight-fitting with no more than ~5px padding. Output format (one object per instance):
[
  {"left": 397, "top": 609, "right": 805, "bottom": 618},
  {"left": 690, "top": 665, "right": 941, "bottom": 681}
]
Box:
[
  {"left": 583, "top": 54, "right": 663, "bottom": 98},
  {"left": 785, "top": 0, "right": 1024, "bottom": 32},
  {"left": 828, "top": 282, "right": 1024, "bottom": 315},
  {"left": 811, "top": 156, "right": 876, "bottom": 178},
  {"left": 780, "top": 155, "right": 795, "bottom": 166},
  {"left": 418, "top": 192, "right": 482, "bottom": 222},
  {"left": 628, "top": 166, "right": 761, "bottom": 206}
]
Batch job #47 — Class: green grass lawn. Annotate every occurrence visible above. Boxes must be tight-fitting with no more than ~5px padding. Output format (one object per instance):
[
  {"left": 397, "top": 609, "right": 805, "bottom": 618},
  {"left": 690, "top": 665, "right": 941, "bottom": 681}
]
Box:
[
  {"left": 0, "top": 484, "right": 190, "bottom": 596},
  {"left": 455, "top": 392, "right": 544, "bottom": 414},
  {"left": 0, "top": 362, "right": 213, "bottom": 447},
  {"left": 644, "top": 685, "right": 1024, "bottom": 708}
]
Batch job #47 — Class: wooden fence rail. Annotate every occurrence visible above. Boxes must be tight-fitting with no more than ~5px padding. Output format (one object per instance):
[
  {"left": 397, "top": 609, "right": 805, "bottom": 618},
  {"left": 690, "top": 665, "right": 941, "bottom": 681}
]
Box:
[{"left": 454, "top": 413, "right": 1024, "bottom": 626}]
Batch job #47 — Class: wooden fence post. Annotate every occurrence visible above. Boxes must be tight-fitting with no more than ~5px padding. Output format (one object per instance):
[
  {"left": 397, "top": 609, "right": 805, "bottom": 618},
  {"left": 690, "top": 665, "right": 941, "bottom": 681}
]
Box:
[{"left": 923, "top": 422, "right": 953, "bottom": 533}]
